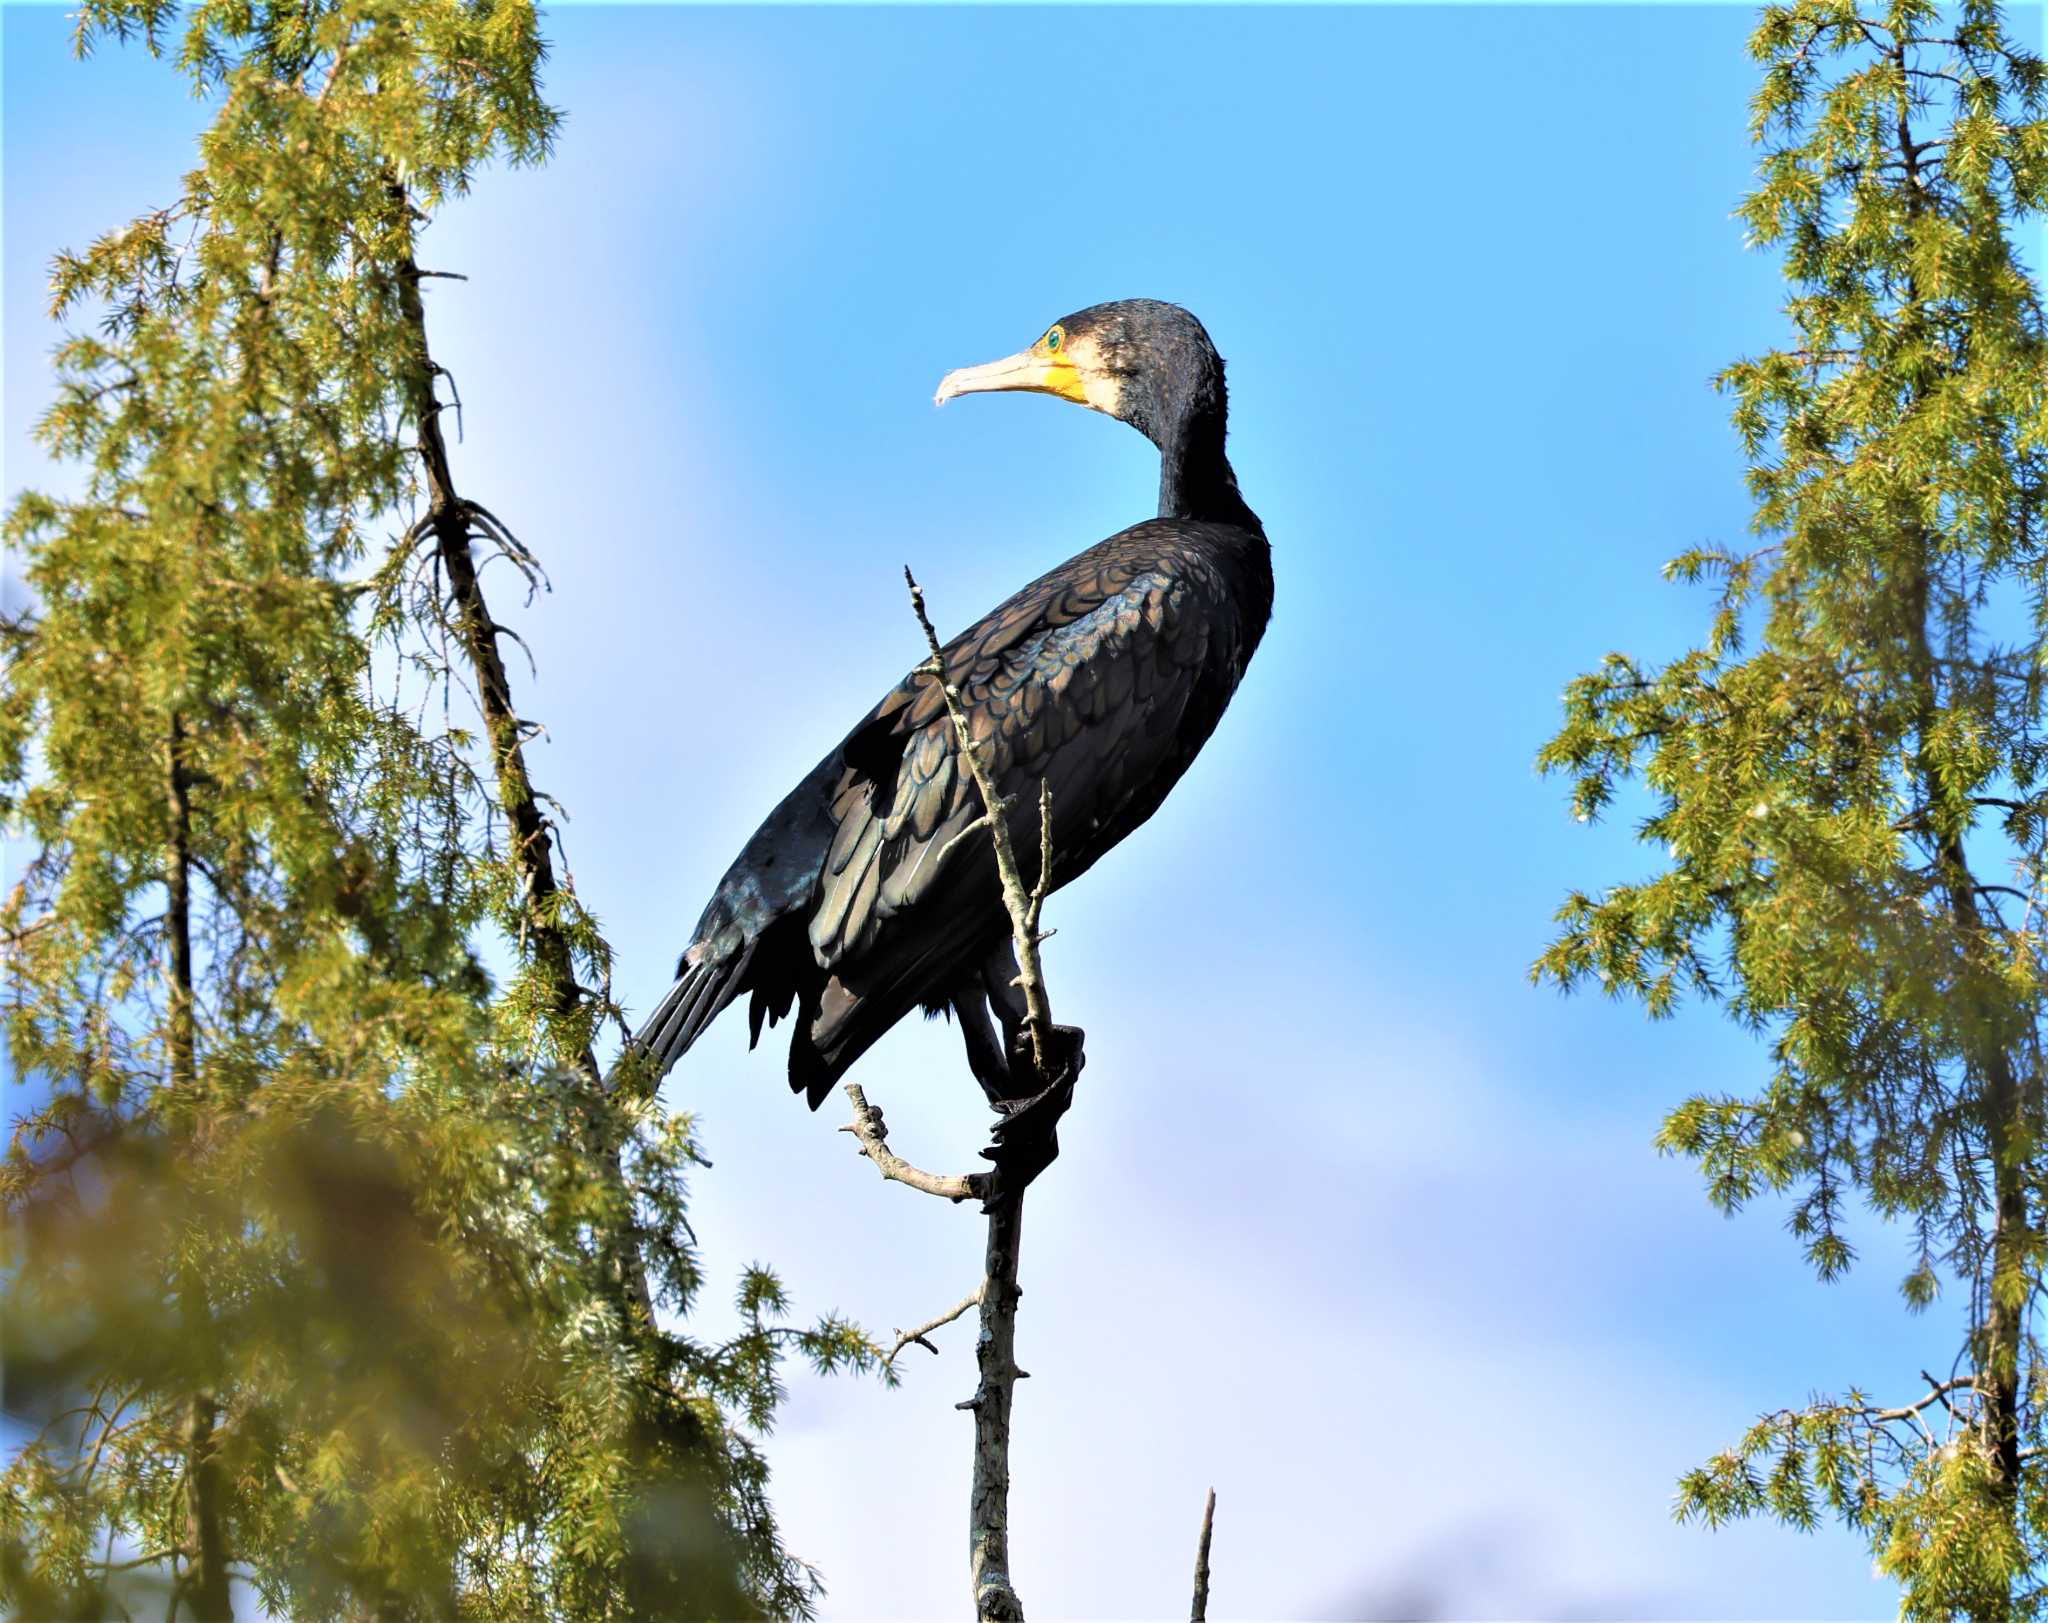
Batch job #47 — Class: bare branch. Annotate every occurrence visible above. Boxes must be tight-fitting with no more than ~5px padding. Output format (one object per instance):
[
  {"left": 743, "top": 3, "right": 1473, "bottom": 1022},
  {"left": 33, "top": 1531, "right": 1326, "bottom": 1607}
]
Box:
[
  {"left": 1867, "top": 1374, "right": 1978, "bottom": 1424},
  {"left": 900, "top": 569, "right": 1090, "bottom": 1622},
  {"left": 934, "top": 812, "right": 994, "bottom": 872},
  {"left": 884, "top": 1287, "right": 986, "bottom": 1368},
  {"left": 904, "top": 570, "right": 1081, "bottom": 1623},
  {"left": 1191, "top": 1488, "right": 1216, "bottom": 1622},
  {"left": 838, "top": 1084, "right": 990, "bottom": 1204},
  {"left": 968, "top": 1195, "right": 1026, "bottom": 1622},
  {"left": 905, "top": 566, "right": 1054, "bottom": 1070},
  {"left": 1917, "top": 1368, "right": 1966, "bottom": 1422}
]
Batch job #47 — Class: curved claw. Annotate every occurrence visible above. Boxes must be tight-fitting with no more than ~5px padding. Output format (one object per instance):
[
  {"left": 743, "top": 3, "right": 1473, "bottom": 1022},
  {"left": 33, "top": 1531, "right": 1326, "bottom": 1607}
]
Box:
[{"left": 978, "top": 1024, "right": 1084, "bottom": 1198}]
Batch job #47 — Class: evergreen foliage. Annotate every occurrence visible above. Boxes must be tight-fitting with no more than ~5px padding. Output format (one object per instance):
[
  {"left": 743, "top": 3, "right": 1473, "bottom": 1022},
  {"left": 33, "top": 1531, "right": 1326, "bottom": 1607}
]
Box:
[
  {"left": 1540, "top": 1, "right": 2048, "bottom": 1611},
  {"left": 0, "top": 3, "right": 878, "bottom": 1616}
]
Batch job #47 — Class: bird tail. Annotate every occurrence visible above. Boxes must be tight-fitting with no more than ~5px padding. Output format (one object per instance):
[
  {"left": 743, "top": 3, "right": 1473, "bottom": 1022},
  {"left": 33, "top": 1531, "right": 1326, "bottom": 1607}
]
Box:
[{"left": 622, "top": 939, "right": 755, "bottom": 1085}]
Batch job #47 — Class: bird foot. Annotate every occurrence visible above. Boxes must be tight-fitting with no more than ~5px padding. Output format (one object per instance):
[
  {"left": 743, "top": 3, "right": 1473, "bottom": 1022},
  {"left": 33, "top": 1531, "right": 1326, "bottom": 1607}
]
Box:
[
  {"left": 979, "top": 1025, "right": 1084, "bottom": 1196},
  {"left": 995, "top": 1023, "right": 1084, "bottom": 1102}
]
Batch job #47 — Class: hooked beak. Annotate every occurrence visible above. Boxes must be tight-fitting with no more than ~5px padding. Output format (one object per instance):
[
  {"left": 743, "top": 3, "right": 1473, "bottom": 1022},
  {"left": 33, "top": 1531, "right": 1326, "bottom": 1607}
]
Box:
[{"left": 934, "top": 347, "right": 1086, "bottom": 408}]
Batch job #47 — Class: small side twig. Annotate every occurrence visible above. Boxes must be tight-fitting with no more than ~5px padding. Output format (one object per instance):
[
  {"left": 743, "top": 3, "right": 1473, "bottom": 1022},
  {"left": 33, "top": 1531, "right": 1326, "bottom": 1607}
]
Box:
[
  {"left": 1918, "top": 1368, "right": 1966, "bottom": 1422},
  {"left": 885, "top": 1287, "right": 987, "bottom": 1368},
  {"left": 839, "top": 1083, "right": 991, "bottom": 1204},
  {"left": 1191, "top": 1488, "right": 1216, "bottom": 1622}
]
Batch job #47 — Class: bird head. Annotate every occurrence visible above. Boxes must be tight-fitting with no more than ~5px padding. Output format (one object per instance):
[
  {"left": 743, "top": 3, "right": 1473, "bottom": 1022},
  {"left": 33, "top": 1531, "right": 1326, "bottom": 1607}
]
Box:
[{"left": 934, "top": 298, "right": 1224, "bottom": 453}]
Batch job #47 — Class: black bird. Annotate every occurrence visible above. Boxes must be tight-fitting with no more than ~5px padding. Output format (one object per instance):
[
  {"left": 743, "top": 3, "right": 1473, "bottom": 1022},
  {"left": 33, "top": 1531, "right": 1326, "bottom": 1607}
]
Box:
[{"left": 633, "top": 299, "right": 1272, "bottom": 1108}]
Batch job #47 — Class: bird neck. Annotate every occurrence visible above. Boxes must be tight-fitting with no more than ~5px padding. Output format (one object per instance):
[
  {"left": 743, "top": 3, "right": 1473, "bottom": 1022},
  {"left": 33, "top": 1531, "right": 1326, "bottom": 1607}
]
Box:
[{"left": 1156, "top": 410, "right": 1258, "bottom": 530}]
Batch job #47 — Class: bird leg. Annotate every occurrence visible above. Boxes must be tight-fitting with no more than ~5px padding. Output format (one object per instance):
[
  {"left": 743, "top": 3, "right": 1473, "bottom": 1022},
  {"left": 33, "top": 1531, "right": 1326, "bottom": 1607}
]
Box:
[
  {"left": 972, "top": 942, "right": 1084, "bottom": 1190},
  {"left": 983, "top": 939, "right": 1082, "bottom": 1097},
  {"left": 982, "top": 940, "right": 1029, "bottom": 1067},
  {"left": 951, "top": 987, "right": 1015, "bottom": 1107}
]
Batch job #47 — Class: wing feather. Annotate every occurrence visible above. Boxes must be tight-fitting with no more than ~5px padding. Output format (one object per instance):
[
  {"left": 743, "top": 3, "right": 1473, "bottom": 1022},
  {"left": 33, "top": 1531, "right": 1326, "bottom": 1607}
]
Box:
[
  {"left": 779, "top": 523, "right": 1262, "bottom": 1083},
  {"left": 806, "top": 551, "right": 1229, "bottom": 986}
]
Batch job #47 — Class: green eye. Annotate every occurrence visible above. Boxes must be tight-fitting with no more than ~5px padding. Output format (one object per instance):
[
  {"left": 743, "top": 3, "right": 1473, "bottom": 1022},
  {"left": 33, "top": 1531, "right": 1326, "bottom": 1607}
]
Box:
[{"left": 1045, "top": 327, "right": 1063, "bottom": 352}]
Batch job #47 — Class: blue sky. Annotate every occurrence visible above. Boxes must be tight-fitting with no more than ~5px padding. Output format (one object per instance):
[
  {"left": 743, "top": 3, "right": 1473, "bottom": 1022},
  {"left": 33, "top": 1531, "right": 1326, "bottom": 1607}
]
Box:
[{"left": 12, "top": 3, "right": 2047, "bottom": 1616}]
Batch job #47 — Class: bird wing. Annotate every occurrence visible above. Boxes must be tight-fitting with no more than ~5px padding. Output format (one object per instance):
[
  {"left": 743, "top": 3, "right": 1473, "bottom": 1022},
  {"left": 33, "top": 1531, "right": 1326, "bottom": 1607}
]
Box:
[{"left": 808, "top": 528, "right": 1235, "bottom": 973}]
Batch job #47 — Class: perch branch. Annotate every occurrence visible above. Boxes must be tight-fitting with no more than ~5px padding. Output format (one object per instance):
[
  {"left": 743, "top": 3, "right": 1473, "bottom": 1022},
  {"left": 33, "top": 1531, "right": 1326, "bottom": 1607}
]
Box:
[{"left": 902, "top": 567, "right": 1083, "bottom": 1623}]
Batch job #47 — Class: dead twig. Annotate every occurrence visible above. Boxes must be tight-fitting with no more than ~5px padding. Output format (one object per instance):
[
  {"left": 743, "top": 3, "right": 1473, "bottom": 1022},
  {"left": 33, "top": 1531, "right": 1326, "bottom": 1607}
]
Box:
[
  {"left": 1191, "top": 1488, "right": 1216, "bottom": 1622},
  {"left": 884, "top": 1287, "right": 987, "bottom": 1368},
  {"left": 839, "top": 1084, "right": 990, "bottom": 1204},
  {"left": 905, "top": 566, "right": 1055, "bottom": 1069}
]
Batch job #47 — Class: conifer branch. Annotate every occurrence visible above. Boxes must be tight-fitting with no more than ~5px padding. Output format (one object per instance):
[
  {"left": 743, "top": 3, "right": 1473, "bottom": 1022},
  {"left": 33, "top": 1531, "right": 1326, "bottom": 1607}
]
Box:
[
  {"left": 8, "top": 5, "right": 859, "bottom": 1612},
  {"left": 1867, "top": 1375, "right": 1977, "bottom": 1424},
  {"left": 1547, "top": 5, "right": 2048, "bottom": 1597},
  {"left": 388, "top": 174, "right": 666, "bottom": 1352},
  {"left": 387, "top": 183, "right": 833, "bottom": 1603}
]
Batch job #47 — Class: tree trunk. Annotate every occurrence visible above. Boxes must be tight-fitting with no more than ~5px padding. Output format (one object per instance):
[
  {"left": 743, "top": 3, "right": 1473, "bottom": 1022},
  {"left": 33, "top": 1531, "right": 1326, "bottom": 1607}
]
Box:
[
  {"left": 1905, "top": 549, "right": 2030, "bottom": 1583},
  {"left": 969, "top": 1188, "right": 1026, "bottom": 1621},
  {"left": 167, "top": 712, "right": 234, "bottom": 1622},
  {"left": 387, "top": 182, "right": 656, "bottom": 1335},
  {"left": 1891, "top": 65, "right": 2030, "bottom": 1572}
]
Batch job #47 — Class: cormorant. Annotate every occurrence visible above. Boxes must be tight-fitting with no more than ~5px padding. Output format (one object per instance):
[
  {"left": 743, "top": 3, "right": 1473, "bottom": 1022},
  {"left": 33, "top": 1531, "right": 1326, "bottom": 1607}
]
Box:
[{"left": 632, "top": 299, "right": 1272, "bottom": 1108}]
